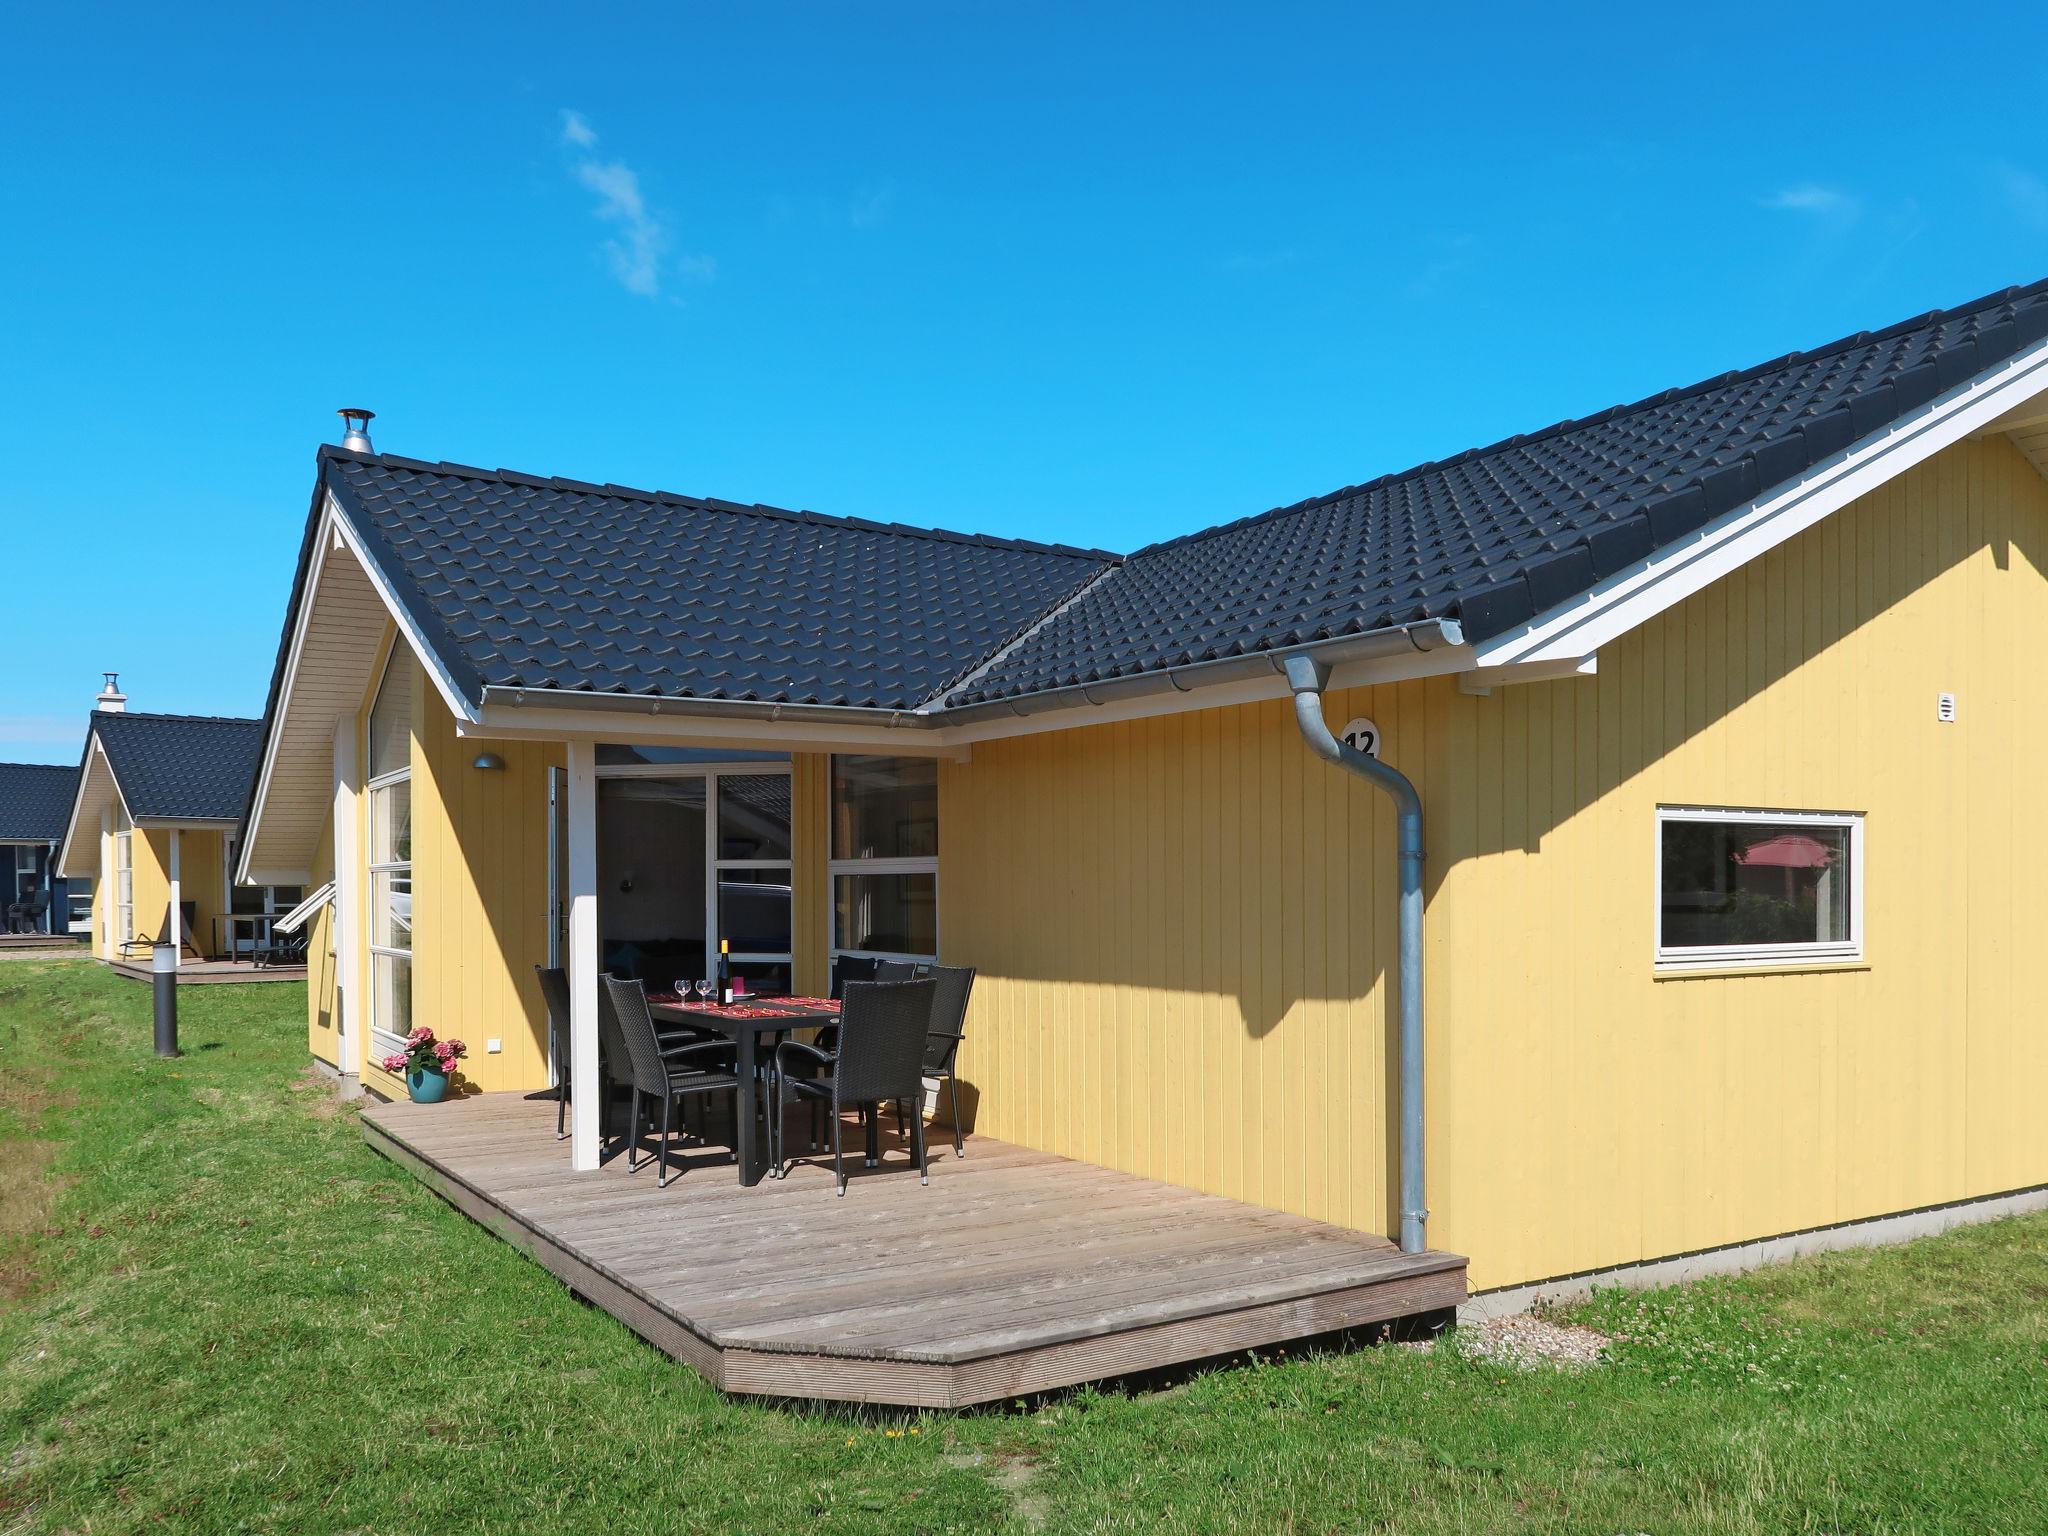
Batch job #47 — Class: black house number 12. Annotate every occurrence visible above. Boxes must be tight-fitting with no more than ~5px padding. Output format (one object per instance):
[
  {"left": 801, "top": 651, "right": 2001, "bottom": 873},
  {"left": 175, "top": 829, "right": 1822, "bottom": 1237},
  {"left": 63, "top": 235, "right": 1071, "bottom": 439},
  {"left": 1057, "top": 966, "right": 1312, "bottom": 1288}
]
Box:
[{"left": 1339, "top": 718, "right": 1380, "bottom": 759}]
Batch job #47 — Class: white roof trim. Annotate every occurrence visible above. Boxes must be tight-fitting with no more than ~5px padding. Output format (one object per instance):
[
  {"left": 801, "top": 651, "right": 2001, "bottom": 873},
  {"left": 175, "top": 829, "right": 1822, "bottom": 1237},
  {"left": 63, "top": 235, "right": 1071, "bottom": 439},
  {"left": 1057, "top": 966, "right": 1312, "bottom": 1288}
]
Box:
[
  {"left": 239, "top": 505, "right": 343, "bottom": 886},
  {"left": 248, "top": 335, "right": 2048, "bottom": 832},
  {"left": 326, "top": 497, "right": 478, "bottom": 731},
  {"left": 273, "top": 880, "right": 335, "bottom": 934},
  {"left": 56, "top": 734, "right": 131, "bottom": 878},
  {"left": 238, "top": 494, "right": 478, "bottom": 887},
  {"left": 1474, "top": 336, "right": 2048, "bottom": 668}
]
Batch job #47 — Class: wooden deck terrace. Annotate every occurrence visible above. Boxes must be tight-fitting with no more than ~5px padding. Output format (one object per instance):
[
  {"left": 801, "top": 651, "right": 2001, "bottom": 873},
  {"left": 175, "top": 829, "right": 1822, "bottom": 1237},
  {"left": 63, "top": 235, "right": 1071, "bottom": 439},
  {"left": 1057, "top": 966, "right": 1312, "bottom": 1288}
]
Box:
[
  {"left": 362, "top": 1092, "right": 1467, "bottom": 1407},
  {"left": 106, "top": 957, "right": 308, "bottom": 985}
]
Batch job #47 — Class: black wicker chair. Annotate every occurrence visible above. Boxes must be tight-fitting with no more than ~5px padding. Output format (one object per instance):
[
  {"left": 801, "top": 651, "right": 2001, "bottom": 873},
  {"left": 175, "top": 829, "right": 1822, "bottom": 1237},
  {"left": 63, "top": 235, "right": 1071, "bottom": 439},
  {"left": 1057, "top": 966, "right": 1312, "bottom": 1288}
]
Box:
[
  {"left": 870, "top": 963, "right": 976, "bottom": 1158},
  {"left": 534, "top": 966, "right": 574, "bottom": 1139},
  {"left": 794, "top": 960, "right": 916, "bottom": 1148},
  {"left": 770, "top": 978, "right": 936, "bottom": 1195},
  {"left": 601, "top": 975, "right": 739, "bottom": 1187},
  {"left": 918, "top": 964, "right": 975, "bottom": 1158},
  {"left": 5, "top": 887, "right": 49, "bottom": 935}
]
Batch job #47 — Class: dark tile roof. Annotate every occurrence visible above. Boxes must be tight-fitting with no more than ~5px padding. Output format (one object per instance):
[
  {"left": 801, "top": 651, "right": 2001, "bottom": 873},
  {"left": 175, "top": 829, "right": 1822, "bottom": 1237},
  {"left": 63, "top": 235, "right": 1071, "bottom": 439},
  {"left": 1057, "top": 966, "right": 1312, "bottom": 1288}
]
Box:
[
  {"left": 947, "top": 277, "right": 2048, "bottom": 703},
  {"left": 92, "top": 712, "right": 264, "bottom": 822},
  {"left": 324, "top": 454, "right": 1117, "bottom": 712},
  {"left": 306, "top": 277, "right": 2048, "bottom": 718},
  {"left": 0, "top": 763, "right": 78, "bottom": 842}
]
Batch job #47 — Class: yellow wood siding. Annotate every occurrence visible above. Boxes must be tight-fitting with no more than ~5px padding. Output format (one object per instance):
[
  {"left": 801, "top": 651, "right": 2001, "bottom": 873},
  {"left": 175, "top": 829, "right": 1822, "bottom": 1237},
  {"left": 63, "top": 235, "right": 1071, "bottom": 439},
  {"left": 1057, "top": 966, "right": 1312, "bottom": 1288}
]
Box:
[
  {"left": 375, "top": 659, "right": 564, "bottom": 1098},
  {"left": 320, "top": 644, "right": 815, "bottom": 1094},
  {"left": 946, "top": 435, "right": 2048, "bottom": 1289},
  {"left": 792, "top": 753, "right": 830, "bottom": 995},
  {"left": 127, "top": 827, "right": 169, "bottom": 949},
  {"left": 306, "top": 818, "right": 339, "bottom": 1067},
  {"left": 114, "top": 827, "right": 230, "bottom": 954}
]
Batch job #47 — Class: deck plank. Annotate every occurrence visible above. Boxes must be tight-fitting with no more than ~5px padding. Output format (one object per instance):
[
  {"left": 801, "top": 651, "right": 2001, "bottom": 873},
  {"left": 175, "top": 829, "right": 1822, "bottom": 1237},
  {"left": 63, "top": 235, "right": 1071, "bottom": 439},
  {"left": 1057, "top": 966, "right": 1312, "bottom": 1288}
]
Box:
[{"left": 362, "top": 1092, "right": 1465, "bottom": 1405}]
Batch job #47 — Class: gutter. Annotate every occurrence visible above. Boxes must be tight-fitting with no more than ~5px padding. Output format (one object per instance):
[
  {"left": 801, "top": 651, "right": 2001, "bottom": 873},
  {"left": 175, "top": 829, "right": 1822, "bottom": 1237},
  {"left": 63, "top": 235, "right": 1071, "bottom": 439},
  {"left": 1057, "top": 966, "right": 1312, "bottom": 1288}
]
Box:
[
  {"left": 476, "top": 618, "right": 1465, "bottom": 731},
  {"left": 1282, "top": 652, "right": 1429, "bottom": 1255}
]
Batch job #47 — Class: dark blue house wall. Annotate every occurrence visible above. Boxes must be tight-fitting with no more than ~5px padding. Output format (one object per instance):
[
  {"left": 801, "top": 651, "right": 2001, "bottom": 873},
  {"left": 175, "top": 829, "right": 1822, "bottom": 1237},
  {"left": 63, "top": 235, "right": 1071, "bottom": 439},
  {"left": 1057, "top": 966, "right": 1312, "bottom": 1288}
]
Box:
[{"left": 4, "top": 842, "right": 68, "bottom": 934}]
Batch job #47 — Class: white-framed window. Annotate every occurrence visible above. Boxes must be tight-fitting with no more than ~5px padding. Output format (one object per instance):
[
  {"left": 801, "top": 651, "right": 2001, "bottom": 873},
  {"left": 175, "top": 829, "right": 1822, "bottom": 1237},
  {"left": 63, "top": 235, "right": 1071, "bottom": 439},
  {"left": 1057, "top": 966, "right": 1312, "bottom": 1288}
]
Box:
[
  {"left": 828, "top": 755, "right": 938, "bottom": 966},
  {"left": 13, "top": 846, "right": 34, "bottom": 875},
  {"left": 113, "top": 814, "right": 134, "bottom": 943},
  {"left": 366, "top": 654, "right": 414, "bottom": 1059},
  {"left": 67, "top": 874, "right": 93, "bottom": 934},
  {"left": 1656, "top": 806, "right": 1863, "bottom": 970}
]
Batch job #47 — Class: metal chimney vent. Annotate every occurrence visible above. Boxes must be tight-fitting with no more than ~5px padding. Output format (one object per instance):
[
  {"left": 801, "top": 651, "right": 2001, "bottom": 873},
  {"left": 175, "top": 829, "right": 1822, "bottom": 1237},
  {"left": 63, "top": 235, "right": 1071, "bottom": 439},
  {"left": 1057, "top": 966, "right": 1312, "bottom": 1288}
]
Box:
[
  {"left": 337, "top": 408, "right": 376, "bottom": 453},
  {"left": 95, "top": 672, "right": 127, "bottom": 713}
]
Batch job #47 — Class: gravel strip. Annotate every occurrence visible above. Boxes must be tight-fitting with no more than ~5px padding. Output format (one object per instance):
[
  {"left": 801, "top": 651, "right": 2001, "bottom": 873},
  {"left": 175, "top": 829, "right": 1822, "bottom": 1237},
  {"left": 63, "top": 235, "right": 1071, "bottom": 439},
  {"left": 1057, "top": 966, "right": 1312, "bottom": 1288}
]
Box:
[{"left": 1411, "top": 1313, "right": 1611, "bottom": 1370}]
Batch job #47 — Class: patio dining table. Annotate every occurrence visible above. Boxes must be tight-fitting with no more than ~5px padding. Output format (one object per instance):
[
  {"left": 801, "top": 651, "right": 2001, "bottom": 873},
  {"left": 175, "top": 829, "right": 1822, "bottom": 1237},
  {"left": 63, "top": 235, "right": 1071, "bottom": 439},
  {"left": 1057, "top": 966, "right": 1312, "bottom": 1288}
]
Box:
[{"left": 649, "top": 995, "right": 841, "bottom": 1186}]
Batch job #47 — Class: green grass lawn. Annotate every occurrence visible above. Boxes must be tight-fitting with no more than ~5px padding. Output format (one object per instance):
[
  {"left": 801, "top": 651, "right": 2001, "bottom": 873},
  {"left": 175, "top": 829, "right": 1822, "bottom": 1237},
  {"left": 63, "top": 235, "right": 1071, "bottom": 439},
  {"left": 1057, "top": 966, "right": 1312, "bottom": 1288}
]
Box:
[{"left": 1, "top": 957, "right": 2042, "bottom": 1534}]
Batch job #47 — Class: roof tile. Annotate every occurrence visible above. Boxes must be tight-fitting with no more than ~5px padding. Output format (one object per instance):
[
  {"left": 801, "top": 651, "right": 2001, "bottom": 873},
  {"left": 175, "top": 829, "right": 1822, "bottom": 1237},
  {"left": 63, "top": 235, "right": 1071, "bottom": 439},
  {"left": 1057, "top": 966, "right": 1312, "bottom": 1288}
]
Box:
[
  {"left": 92, "top": 713, "right": 263, "bottom": 822},
  {"left": 0, "top": 763, "right": 78, "bottom": 842},
  {"left": 948, "top": 276, "right": 2048, "bottom": 701},
  {"left": 325, "top": 459, "right": 1118, "bottom": 712}
]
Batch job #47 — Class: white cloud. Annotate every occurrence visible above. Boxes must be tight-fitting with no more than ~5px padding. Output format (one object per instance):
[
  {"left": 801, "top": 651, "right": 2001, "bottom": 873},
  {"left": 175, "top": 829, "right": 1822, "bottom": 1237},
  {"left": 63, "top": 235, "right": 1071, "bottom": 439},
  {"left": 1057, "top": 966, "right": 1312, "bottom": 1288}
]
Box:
[
  {"left": 1762, "top": 184, "right": 1859, "bottom": 216},
  {"left": 577, "top": 158, "right": 668, "bottom": 297},
  {"left": 850, "top": 183, "right": 895, "bottom": 229},
  {"left": 560, "top": 109, "right": 597, "bottom": 149},
  {"left": 1993, "top": 162, "right": 2048, "bottom": 228},
  {"left": 557, "top": 109, "right": 713, "bottom": 300}
]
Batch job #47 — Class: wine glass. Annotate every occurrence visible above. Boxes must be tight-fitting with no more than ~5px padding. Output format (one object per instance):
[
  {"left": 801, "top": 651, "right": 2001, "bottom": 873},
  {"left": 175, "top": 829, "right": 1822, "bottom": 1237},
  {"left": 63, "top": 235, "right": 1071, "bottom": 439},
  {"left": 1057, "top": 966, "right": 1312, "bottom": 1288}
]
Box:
[
  {"left": 696, "top": 979, "right": 713, "bottom": 1006},
  {"left": 672, "top": 979, "right": 690, "bottom": 1005}
]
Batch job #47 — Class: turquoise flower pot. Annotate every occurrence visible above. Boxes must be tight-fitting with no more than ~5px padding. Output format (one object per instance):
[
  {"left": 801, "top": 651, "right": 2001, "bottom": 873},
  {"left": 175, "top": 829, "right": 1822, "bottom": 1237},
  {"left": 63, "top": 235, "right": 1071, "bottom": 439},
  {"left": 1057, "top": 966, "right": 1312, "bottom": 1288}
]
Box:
[{"left": 407, "top": 1065, "right": 450, "bottom": 1104}]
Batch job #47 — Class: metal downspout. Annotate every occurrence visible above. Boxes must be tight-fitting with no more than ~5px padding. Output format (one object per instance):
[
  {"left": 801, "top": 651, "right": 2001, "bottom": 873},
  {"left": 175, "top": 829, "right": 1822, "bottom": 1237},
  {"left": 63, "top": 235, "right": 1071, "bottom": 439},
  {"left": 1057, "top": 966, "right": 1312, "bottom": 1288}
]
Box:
[{"left": 1282, "top": 654, "right": 1428, "bottom": 1254}]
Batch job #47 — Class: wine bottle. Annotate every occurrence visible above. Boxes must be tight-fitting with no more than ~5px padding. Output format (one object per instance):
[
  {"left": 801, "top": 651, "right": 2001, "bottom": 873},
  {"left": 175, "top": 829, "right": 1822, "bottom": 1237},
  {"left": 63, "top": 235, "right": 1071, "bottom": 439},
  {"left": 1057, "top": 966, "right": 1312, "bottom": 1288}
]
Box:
[{"left": 718, "top": 938, "right": 732, "bottom": 1005}]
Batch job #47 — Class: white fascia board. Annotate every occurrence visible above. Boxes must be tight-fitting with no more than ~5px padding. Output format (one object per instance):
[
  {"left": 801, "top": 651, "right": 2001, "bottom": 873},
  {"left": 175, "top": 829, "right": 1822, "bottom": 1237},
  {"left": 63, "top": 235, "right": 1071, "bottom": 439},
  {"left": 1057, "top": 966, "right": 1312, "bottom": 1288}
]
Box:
[
  {"left": 239, "top": 495, "right": 481, "bottom": 887},
  {"left": 1474, "top": 337, "right": 2048, "bottom": 669},
  {"left": 240, "top": 505, "right": 342, "bottom": 885},
  {"left": 465, "top": 703, "right": 975, "bottom": 760},
  {"left": 56, "top": 735, "right": 130, "bottom": 878},
  {"left": 1458, "top": 653, "right": 1599, "bottom": 695},
  {"left": 942, "top": 639, "right": 1477, "bottom": 744},
  {"left": 467, "top": 637, "right": 1481, "bottom": 755},
  {"left": 323, "top": 497, "right": 478, "bottom": 731}
]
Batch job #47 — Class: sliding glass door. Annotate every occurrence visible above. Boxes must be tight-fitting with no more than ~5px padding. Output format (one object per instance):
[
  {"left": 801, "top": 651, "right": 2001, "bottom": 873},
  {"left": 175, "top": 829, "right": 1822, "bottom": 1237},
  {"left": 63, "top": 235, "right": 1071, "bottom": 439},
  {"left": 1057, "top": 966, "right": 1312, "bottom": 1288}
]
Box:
[{"left": 593, "top": 751, "right": 792, "bottom": 996}]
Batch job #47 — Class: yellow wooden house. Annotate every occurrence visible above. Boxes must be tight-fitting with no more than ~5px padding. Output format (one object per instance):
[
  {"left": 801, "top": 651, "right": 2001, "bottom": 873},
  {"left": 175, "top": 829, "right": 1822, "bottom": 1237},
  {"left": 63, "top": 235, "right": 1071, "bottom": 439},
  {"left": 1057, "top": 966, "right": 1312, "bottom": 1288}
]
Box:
[
  {"left": 56, "top": 683, "right": 282, "bottom": 971},
  {"left": 241, "top": 284, "right": 2048, "bottom": 1318}
]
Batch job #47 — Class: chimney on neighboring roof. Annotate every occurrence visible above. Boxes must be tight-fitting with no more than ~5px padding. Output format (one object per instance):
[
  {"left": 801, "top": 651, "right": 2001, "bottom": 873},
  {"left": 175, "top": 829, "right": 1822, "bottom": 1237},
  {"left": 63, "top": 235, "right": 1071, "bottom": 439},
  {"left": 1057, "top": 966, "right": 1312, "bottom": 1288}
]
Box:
[
  {"left": 337, "top": 407, "right": 376, "bottom": 453},
  {"left": 95, "top": 673, "right": 127, "bottom": 713}
]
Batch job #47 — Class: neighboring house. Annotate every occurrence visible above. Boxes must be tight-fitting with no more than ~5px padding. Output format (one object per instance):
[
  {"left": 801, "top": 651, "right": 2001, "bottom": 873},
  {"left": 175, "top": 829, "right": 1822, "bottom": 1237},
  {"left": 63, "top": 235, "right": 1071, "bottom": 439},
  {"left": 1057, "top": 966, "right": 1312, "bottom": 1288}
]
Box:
[
  {"left": 0, "top": 762, "right": 80, "bottom": 934},
  {"left": 240, "top": 279, "right": 2048, "bottom": 1295},
  {"left": 56, "top": 685, "right": 274, "bottom": 963}
]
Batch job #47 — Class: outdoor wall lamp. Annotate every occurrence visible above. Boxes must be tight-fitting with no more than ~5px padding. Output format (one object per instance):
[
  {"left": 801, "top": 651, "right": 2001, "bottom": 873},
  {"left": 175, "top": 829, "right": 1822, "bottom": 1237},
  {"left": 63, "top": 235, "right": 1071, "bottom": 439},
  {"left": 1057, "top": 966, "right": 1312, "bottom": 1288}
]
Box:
[{"left": 472, "top": 751, "right": 506, "bottom": 771}]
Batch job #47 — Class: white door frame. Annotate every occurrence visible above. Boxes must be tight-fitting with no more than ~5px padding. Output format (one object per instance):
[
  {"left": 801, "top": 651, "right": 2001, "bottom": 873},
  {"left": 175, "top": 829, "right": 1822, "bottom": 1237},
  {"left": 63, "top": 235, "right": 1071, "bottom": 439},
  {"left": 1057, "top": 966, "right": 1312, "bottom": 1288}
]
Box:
[{"left": 566, "top": 741, "right": 601, "bottom": 1171}]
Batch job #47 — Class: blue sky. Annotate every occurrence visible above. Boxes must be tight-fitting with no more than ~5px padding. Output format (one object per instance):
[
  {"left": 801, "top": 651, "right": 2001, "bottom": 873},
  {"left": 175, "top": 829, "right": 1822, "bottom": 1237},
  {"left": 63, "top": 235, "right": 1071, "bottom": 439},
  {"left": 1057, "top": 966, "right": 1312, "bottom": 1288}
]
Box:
[{"left": 4, "top": 2, "right": 2046, "bottom": 763}]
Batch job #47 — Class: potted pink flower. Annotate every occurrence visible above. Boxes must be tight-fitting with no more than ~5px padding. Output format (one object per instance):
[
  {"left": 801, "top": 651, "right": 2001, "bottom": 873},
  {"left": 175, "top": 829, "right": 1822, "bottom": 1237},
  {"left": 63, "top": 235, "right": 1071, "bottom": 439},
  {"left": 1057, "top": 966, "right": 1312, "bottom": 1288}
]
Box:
[{"left": 381, "top": 1025, "right": 467, "bottom": 1103}]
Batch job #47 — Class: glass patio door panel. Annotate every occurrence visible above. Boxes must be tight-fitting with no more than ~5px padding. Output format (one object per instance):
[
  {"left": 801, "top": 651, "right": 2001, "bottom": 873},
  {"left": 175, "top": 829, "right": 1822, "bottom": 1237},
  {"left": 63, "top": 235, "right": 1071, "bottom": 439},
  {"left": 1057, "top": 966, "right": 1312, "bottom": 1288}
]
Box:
[
  {"left": 591, "top": 758, "right": 796, "bottom": 997},
  {"left": 597, "top": 777, "right": 709, "bottom": 986},
  {"left": 714, "top": 773, "right": 793, "bottom": 994}
]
